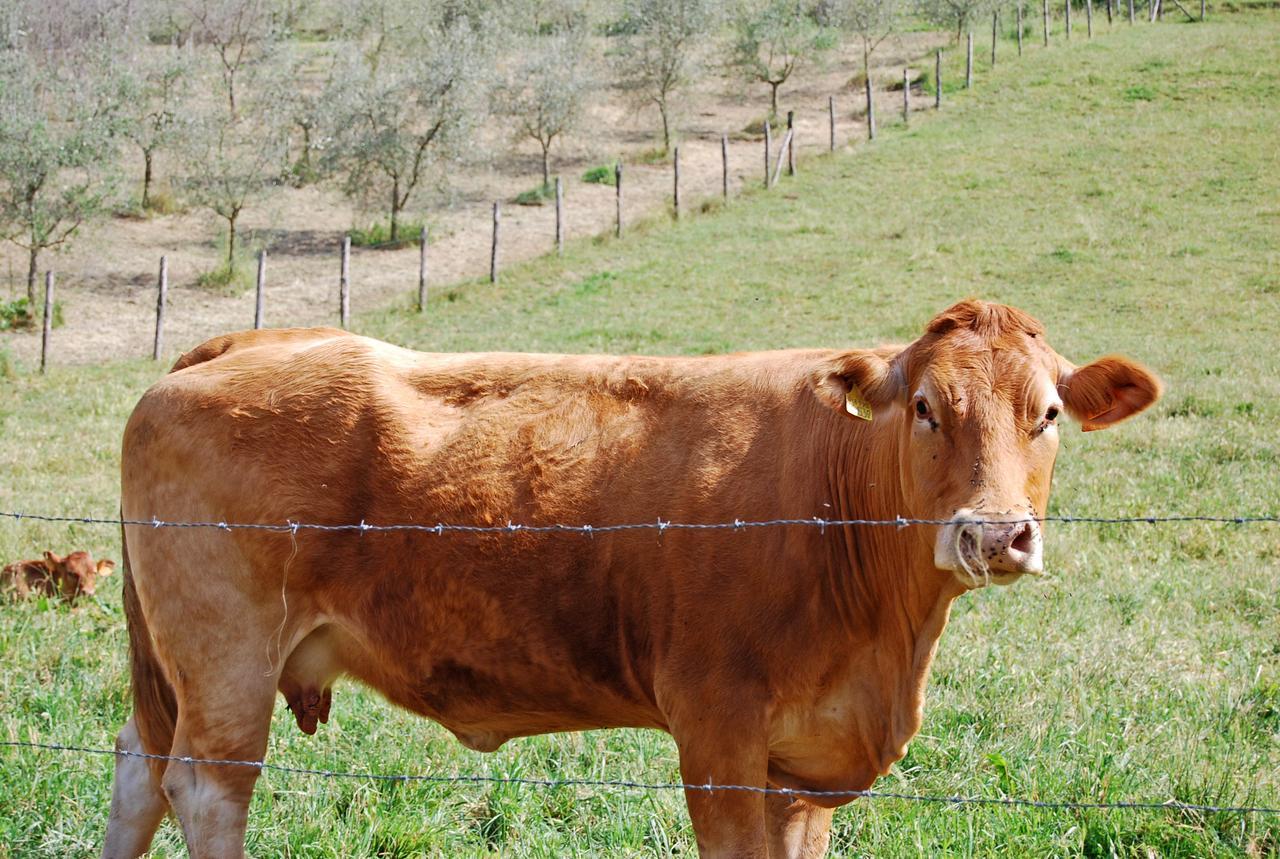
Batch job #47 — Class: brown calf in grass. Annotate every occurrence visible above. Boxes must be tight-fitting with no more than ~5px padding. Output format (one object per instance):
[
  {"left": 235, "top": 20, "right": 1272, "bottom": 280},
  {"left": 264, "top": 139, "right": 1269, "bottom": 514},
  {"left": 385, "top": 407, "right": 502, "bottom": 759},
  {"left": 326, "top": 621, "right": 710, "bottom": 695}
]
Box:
[
  {"left": 2, "top": 551, "right": 114, "bottom": 603},
  {"left": 103, "top": 300, "right": 1161, "bottom": 858}
]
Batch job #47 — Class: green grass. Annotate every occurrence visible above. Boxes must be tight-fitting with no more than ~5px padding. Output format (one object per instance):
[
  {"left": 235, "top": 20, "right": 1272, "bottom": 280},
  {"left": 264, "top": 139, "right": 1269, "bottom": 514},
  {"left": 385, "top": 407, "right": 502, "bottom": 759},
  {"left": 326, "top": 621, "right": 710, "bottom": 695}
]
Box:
[
  {"left": 349, "top": 220, "right": 426, "bottom": 250},
  {"left": 581, "top": 164, "right": 618, "bottom": 186},
  {"left": 3, "top": 12, "right": 1280, "bottom": 856}
]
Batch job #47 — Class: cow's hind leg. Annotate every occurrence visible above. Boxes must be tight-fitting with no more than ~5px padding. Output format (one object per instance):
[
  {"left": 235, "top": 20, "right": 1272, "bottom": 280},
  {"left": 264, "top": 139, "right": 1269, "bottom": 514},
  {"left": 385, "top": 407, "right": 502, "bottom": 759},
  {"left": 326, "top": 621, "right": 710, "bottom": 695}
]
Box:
[
  {"left": 764, "top": 793, "right": 834, "bottom": 858},
  {"left": 160, "top": 666, "right": 277, "bottom": 858},
  {"left": 102, "top": 717, "right": 170, "bottom": 859}
]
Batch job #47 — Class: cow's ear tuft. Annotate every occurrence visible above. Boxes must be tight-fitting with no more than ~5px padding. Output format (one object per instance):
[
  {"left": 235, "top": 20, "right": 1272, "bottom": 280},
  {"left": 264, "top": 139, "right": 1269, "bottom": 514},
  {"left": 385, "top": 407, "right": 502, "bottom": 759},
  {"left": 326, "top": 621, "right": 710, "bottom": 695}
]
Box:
[
  {"left": 96, "top": 559, "right": 115, "bottom": 577},
  {"left": 1059, "top": 356, "right": 1163, "bottom": 432},
  {"left": 810, "top": 350, "right": 902, "bottom": 419}
]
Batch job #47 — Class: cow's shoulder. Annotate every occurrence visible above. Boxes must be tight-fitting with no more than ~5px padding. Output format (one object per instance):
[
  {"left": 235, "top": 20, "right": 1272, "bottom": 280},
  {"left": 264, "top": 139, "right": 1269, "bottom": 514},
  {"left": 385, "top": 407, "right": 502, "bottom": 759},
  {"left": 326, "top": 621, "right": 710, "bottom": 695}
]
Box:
[{"left": 170, "top": 327, "right": 352, "bottom": 374}]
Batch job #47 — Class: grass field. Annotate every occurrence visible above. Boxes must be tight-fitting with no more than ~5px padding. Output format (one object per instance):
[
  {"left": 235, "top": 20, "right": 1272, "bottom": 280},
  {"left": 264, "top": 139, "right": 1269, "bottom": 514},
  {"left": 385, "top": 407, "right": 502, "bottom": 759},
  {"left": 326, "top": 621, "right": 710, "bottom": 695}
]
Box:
[{"left": 2, "top": 11, "right": 1279, "bottom": 857}]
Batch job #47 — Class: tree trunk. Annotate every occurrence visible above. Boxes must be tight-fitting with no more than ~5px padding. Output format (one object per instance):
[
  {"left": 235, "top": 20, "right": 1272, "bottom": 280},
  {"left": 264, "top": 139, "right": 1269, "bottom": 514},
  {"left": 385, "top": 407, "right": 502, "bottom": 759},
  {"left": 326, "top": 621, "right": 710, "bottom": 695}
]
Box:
[
  {"left": 142, "top": 150, "right": 154, "bottom": 209},
  {"left": 770, "top": 82, "right": 780, "bottom": 118},
  {"left": 26, "top": 244, "right": 38, "bottom": 305},
  {"left": 541, "top": 142, "right": 551, "bottom": 189},
  {"left": 300, "top": 126, "right": 312, "bottom": 171},
  {"left": 227, "top": 71, "right": 238, "bottom": 120},
  {"left": 659, "top": 101, "right": 671, "bottom": 153},
  {"left": 227, "top": 213, "right": 237, "bottom": 266}
]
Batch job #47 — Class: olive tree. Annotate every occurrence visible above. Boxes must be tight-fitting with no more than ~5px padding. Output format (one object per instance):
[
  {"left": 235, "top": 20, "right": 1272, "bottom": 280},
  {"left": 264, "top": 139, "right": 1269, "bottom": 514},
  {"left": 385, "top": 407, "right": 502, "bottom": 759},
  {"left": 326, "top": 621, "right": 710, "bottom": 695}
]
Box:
[
  {"left": 184, "top": 0, "right": 273, "bottom": 118},
  {"left": 120, "top": 44, "right": 192, "bottom": 209},
  {"left": 614, "top": 0, "right": 720, "bottom": 153},
  {"left": 492, "top": 31, "right": 594, "bottom": 188},
  {"left": 323, "top": 12, "right": 492, "bottom": 242},
  {"left": 729, "top": 0, "right": 833, "bottom": 118},
  {"left": 0, "top": 44, "right": 122, "bottom": 303},
  {"left": 915, "top": 0, "right": 993, "bottom": 40}
]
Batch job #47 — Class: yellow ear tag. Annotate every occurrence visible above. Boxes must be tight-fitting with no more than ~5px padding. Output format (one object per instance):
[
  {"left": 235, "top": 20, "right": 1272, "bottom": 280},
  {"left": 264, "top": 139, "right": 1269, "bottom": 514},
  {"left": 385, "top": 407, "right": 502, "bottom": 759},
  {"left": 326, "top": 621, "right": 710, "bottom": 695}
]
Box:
[{"left": 845, "top": 387, "right": 874, "bottom": 421}]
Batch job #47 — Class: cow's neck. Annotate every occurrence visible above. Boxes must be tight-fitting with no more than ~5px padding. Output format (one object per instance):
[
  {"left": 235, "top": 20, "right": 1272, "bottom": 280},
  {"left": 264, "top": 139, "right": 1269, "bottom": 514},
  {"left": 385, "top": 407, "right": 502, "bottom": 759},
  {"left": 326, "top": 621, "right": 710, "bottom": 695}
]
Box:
[{"left": 806, "top": 403, "right": 966, "bottom": 773}]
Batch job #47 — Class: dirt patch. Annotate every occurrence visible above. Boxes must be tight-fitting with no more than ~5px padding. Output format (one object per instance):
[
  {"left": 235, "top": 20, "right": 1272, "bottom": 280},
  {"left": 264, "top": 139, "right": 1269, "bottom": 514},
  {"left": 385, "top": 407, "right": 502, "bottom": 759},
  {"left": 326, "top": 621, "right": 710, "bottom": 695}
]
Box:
[{"left": 0, "top": 34, "right": 947, "bottom": 367}]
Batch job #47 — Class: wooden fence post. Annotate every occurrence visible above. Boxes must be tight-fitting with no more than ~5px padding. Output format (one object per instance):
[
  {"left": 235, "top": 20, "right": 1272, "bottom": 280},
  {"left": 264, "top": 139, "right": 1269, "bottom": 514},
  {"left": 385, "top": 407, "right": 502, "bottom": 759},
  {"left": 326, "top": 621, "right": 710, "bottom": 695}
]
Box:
[
  {"left": 1129, "top": 0, "right": 1135, "bottom": 22},
  {"left": 253, "top": 250, "right": 265, "bottom": 330},
  {"left": 865, "top": 77, "right": 876, "bottom": 139},
  {"left": 966, "top": 32, "right": 974, "bottom": 88},
  {"left": 1199, "top": 0, "right": 1204, "bottom": 17},
  {"left": 489, "top": 202, "right": 500, "bottom": 283},
  {"left": 936, "top": 49, "right": 943, "bottom": 108},
  {"left": 721, "top": 134, "right": 729, "bottom": 198},
  {"left": 828, "top": 96, "right": 835, "bottom": 151},
  {"left": 153, "top": 256, "right": 167, "bottom": 360},
  {"left": 1044, "top": 0, "right": 1051, "bottom": 43},
  {"left": 764, "top": 121, "right": 772, "bottom": 187},
  {"left": 786, "top": 111, "right": 795, "bottom": 176},
  {"left": 1086, "top": 0, "right": 1094, "bottom": 35},
  {"left": 992, "top": 11, "right": 998, "bottom": 65},
  {"left": 614, "top": 163, "right": 623, "bottom": 238},
  {"left": 1017, "top": 3, "right": 1024, "bottom": 55},
  {"left": 672, "top": 145, "right": 680, "bottom": 219},
  {"left": 1107, "top": 0, "right": 1114, "bottom": 25},
  {"left": 39, "top": 271, "right": 53, "bottom": 374},
  {"left": 554, "top": 178, "right": 564, "bottom": 255},
  {"left": 902, "top": 69, "right": 910, "bottom": 123},
  {"left": 417, "top": 225, "right": 428, "bottom": 311},
  {"left": 771, "top": 130, "right": 792, "bottom": 188},
  {"left": 1066, "top": 0, "right": 1072, "bottom": 39},
  {"left": 339, "top": 235, "right": 350, "bottom": 329}
]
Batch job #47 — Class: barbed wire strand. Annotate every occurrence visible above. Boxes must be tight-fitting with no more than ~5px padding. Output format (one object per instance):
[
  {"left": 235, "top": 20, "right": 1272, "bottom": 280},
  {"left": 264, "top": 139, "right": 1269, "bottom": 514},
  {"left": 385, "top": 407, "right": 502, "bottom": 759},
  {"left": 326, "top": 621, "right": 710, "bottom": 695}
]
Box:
[
  {"left": 1, "top": 510, "right": 1277, "bottom": 535},
  {"left": 2, "top": 740, "right": 1276, "bottom": 815}
]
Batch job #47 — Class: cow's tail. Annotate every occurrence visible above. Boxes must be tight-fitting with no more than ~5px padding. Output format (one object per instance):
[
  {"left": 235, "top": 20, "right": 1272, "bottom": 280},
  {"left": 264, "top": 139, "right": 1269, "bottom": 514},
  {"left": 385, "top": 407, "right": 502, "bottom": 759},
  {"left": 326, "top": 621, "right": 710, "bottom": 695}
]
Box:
[{"left": 121, "top": 522, "right": 178, "bottom": 778}]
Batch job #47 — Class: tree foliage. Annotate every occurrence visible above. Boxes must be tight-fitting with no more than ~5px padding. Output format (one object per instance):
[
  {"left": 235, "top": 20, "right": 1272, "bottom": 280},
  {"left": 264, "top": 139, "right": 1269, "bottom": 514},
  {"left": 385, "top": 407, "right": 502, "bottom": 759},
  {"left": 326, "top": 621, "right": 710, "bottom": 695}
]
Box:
[
  {"left": 729, "top": 0, "right": 833, "bottom": 117},
  {"left": 119, "top": 44, "right": 192, "bottom": 209}
]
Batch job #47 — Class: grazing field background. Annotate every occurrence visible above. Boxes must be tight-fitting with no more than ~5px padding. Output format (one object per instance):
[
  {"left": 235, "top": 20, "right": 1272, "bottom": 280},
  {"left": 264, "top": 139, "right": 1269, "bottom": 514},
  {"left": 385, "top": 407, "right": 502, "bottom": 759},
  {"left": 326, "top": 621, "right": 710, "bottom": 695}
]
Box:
[{"left": 2, "top": 10, "right": 1279, "bottom": 857}]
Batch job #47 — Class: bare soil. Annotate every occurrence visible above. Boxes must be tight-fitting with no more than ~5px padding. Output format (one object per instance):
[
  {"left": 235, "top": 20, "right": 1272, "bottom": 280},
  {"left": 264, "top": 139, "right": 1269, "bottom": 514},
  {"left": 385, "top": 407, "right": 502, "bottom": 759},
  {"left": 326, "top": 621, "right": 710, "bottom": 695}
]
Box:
[{"left": 0, "top": 34, "right": 945, "bottom": 367}]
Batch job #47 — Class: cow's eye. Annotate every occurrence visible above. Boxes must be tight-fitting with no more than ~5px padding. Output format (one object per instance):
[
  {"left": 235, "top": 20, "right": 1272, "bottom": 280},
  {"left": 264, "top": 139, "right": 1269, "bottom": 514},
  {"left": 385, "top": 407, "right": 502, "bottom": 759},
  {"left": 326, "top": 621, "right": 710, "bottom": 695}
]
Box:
[
  {"left": 1045, "top": 406, "right": 1059, "bottom": 423},
  {"left": 914, "top": 398, "right": 931, "bottom": 419}
]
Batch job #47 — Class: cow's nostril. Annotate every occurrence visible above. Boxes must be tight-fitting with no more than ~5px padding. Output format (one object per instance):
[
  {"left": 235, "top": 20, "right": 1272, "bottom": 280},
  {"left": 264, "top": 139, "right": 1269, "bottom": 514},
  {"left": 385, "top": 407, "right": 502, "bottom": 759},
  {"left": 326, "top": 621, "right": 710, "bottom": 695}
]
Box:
[{"left": 1010, "top": 523, "right": 1035, "bottom": 555}]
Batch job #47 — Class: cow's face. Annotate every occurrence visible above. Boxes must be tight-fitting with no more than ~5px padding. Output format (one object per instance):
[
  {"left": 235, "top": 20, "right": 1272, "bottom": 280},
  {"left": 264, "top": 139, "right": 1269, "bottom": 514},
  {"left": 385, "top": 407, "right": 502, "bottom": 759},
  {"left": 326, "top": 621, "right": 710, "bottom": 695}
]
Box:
[
  {"left": 45, "top": 551, "right": 113, "bottom": 600},
  {"left": 813, "top": 301, "right": 1161, "bottom": 588}
]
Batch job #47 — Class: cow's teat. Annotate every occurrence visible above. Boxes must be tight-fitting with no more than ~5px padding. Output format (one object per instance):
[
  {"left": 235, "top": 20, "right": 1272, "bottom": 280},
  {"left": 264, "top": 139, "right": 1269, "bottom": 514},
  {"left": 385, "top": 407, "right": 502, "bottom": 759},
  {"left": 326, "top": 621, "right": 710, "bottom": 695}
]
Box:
[{"left": 934, "top": 508, "right": 1044, "bottom": 587}]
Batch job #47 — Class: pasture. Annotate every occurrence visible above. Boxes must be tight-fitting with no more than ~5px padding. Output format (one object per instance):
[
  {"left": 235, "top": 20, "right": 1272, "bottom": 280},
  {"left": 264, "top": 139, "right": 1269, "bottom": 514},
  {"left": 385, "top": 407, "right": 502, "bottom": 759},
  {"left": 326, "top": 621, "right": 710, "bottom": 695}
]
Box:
[{"left": 2, "top": 10, "right": 1279, "bottom": 857}]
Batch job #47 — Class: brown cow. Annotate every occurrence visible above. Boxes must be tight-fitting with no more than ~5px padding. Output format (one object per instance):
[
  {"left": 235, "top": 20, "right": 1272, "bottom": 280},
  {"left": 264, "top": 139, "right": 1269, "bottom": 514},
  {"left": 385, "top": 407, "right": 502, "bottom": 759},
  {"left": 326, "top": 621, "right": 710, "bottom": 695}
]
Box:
[
  {"left": 102, "top": 300, "right": 1161, "bottom": 858},
  {"left": 3, "top": 550, "right": 114, "bottom": 603}
]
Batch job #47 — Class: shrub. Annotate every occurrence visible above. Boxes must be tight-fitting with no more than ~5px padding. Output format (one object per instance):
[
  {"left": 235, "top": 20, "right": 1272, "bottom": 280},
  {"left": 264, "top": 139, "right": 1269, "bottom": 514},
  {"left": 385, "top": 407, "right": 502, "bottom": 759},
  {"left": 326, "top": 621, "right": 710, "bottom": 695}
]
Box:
[
  {"left": 513, "top": 184, "right": 554, "bottom": 206},
  {"left": 581, "top": 165, "right": 617, "bottom": 186},
  {"left": 349, "top": 220, "right": 425, "bottom": 250},
  {"left": 0, "top": 297, "right": 36, "bottom": 331}
]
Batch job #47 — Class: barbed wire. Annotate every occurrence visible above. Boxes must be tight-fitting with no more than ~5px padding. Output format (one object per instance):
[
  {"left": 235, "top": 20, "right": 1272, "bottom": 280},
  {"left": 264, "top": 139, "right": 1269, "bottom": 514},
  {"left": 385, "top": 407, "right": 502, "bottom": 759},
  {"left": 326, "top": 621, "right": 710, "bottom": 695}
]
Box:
[
  {"left": 1, "top": 510, "right": 1276, "bottom": 536},
  {"left": 2, "top": 740, "right": 1276, "bottom": 815}
]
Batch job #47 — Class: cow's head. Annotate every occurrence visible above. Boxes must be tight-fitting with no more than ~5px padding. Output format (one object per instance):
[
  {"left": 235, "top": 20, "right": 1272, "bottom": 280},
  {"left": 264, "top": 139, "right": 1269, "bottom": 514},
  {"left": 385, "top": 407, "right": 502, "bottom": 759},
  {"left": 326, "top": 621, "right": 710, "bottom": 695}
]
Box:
[
  {"left": 44, "top": 550, "right": 114, "bottom": 601},
  {"left": 813, "top": 300, "right": 1162, "bottom": 587}
]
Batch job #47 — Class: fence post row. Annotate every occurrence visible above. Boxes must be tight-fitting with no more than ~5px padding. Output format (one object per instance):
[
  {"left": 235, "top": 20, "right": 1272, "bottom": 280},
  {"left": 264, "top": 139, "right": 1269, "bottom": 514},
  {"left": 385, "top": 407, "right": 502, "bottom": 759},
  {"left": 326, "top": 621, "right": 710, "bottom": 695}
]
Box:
[
  {"left": 966, "top": 32, "right": 974, "bottom": 88},
  {"left": 1086, "top": 0, "right": 1094, "bottom": 37},
  {"left": 828, "top": 96, "right": 836, "bottom": 151},
  {"left": 673, "top": 145, "right": 680, "bottom": 220},
  {"left": 1129, "top": 0, "right": 1136, "bottom": 23},
  {"left": 903, "top": 69, "right": 910, "bottom": 123},
  {"left": 339, "top": 235, "right": 350, "bottom": 329},
  {"left": 721, "top": 133, "right": 730, "bottom": 198},
  {"left": 490, "top": 202, "right": 500, "bottom": 284},
  {"left": 764, "top": 120, "right": 773, "bottom": 187},
  {"left": 1044, "top": 0, "right": 1052, "bottom": 44},
  {"left": 417, "top": 225, "right": 428, "bottom": 311},
  {"left": 253, "top": 250, "right": 266, "bottom": 330},
  {"left": 936, "top": 49, "right": 943, "bottom": 108},
  {"left": 554, "top": 178, "right": 564, "bottom": 256},
  {"left": 39, "top": 271, "right": 53, "bottom": 374},
  {"left": 153, "top": 256, "right": 168, "bottom": 361},
  {"left": 614, "top": 163, "right": 622, "bottom": 238},
  {"left": 1018, "top": 2, "right": 1024, "bottom": 55},
  {"left": 992, "top": 11, "right": 998, "bottom": 65},
  {"left": 865, "top": 77, "right": 876, "bottom": 140},
  {"left": 786, "top": 110, "right": 796, "bottom": 176},
  {"left": 1066, "top": 0, "right": 1072, "bottom": 39}
]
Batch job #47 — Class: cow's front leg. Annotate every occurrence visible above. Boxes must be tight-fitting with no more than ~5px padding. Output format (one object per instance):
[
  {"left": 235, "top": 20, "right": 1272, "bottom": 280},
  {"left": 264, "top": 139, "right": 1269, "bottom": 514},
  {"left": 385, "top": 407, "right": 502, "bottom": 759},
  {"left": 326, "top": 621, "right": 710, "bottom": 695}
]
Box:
[
  {"left": 764, "top": 792, "right": 834, "bottom": 858},
  {"left": 673, "top": 726, "right": 770, "bottom": 858}
]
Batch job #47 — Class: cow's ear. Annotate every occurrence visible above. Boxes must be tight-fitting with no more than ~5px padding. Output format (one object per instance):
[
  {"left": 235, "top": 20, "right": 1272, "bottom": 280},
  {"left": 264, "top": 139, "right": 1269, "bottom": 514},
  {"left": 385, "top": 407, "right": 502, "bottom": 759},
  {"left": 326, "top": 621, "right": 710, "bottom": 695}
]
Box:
[
  {"left": 811, "top": 350, "right": 902, "bottom": 421},
  {"left": 42, "top": 551, "right": 61, "bottom": 568},
  {"left": 96, "top": 560, "right": 115, "bottom": 577},
  {"left": 1059, "top": 356, "right": 1163, "bottom": 432}
]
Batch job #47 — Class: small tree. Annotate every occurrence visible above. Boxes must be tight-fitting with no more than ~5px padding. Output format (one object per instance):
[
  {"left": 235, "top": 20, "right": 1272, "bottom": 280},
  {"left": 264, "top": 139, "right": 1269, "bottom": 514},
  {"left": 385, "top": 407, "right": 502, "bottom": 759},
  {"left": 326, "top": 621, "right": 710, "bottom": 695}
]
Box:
[
  {"left": 915, "top": 0, "right": 993, "bottom": 41},
  {"left": 0, "top": 50, "right": 121, "bottom": 303},
  {"left": 493, "top": 31, "right": 593, "bottom": 188},
  {"left": 615, "top": 0, "right": 719, "bottom": 153},
  {"left": 324, "top": 16, "right": 491, "bottom": 242},
  {"left": 821, "top": 0, "right": 899, "bottom": 120},
  {"left": 184, "top": 0, "right": 271, "bottom": 118},
  {"left": 178, "top": 74, "right": 287, "bottom": 268},
  {"left": 120, "top": 44, "right": 191, "bottom": 209},
  {"left": 729, "top": 0, "right": 833, "bottom": 118}
]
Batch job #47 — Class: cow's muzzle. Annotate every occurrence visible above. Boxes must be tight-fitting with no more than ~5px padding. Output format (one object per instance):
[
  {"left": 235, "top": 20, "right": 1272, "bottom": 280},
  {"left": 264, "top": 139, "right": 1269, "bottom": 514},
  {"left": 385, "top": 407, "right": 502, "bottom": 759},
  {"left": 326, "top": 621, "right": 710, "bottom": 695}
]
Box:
[{"left": 934, "top": 508, "right": 1043, "bottom": 586}]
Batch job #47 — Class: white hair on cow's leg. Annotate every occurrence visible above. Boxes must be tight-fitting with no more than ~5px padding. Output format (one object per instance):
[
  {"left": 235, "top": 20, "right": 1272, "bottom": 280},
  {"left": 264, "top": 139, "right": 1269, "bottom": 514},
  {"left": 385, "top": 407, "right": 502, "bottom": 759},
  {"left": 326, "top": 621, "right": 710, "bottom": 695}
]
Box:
[
  {"left": 265, "top": 528, "right": 300, "bottom": 677},
  {"left": 952, "top": 520, "right": 991, "bottom": 589}
]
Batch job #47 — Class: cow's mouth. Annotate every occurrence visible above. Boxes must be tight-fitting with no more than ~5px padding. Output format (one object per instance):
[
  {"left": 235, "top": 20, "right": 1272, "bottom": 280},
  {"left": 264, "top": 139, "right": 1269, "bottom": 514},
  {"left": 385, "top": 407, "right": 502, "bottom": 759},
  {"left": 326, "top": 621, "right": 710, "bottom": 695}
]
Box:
[{"left": 934, "top": 509, "right": 1044, "bottom": 588}]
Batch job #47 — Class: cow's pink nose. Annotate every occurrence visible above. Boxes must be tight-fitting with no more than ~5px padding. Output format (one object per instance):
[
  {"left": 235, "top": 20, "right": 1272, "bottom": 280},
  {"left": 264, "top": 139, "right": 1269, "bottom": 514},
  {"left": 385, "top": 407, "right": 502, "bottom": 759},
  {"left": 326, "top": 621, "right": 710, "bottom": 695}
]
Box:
[{"left": 935, "top": 510, "right": 1044, "bottom": 583}]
